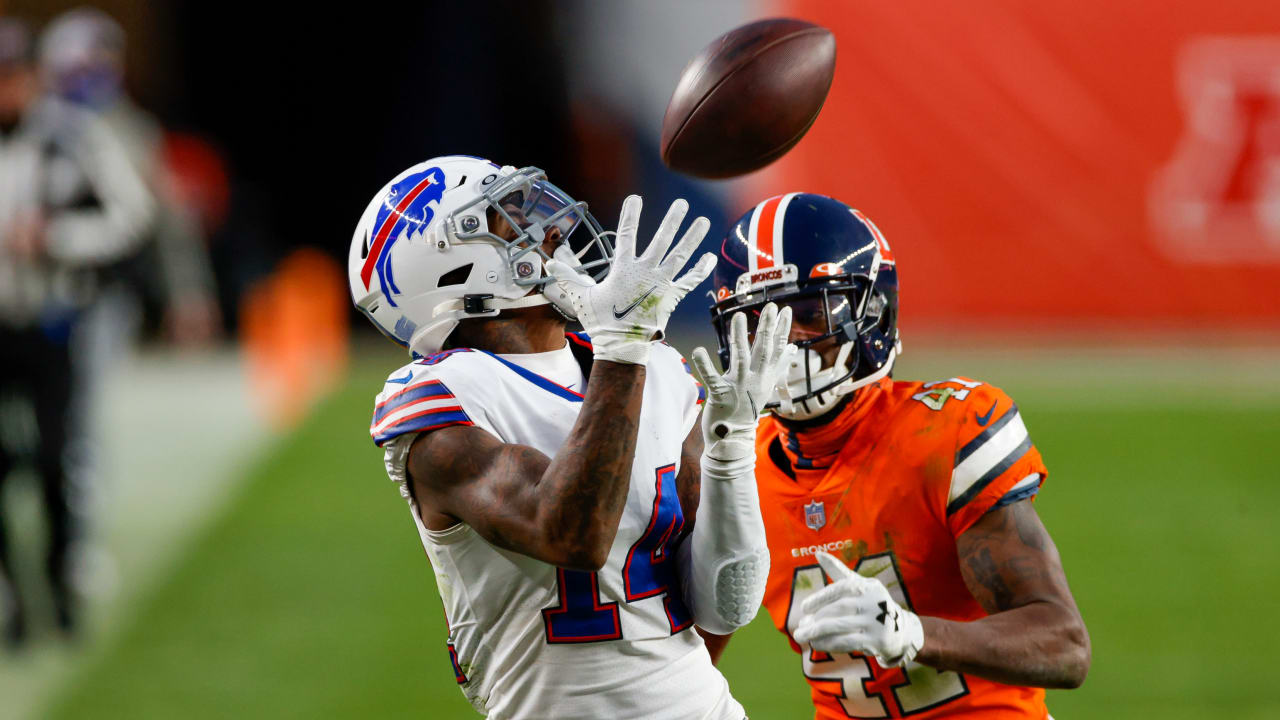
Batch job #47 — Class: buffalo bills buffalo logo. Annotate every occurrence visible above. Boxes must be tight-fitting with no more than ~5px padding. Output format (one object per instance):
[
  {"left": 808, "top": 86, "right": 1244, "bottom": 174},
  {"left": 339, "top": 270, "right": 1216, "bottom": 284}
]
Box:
[{"left": 360, "top": 167, "right": 447, "bottom": 307}]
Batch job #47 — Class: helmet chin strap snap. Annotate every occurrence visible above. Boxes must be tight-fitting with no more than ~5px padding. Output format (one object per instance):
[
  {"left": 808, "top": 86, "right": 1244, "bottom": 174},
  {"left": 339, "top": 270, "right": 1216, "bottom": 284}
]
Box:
[
  {"left": 462, "top": 294, "right": 495, "bottom": 314},
  {"left": 434, "top": 292, "right": 550, "bottom": 318}
]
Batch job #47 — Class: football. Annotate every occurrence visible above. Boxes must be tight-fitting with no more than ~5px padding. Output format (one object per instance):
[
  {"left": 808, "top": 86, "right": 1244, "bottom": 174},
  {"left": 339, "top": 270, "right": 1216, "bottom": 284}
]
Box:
[{"left": 660, "top": 18, "right": 836, "bottom": 179}]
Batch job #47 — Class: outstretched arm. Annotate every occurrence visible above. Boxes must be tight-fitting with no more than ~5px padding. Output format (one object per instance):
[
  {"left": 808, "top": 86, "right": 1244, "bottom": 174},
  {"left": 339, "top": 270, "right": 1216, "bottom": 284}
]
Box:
[
  {"left": 916, "top": 500, "right": 1091, "bottom": 688},
  {"left": 678, "top": 304, "right": 794, "bottom": 635},
  {"left": 406, "top": 195, "right": 716, "bottom": 572},
  {"left": 677, "top": 425, "right": 737, "bottom": 667}
]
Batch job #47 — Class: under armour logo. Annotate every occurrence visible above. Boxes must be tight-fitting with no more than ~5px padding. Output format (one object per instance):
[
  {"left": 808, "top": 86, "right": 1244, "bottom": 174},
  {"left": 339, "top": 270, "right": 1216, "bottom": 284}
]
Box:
[{"left": 875, "top": 601, "right": 899, "bottom": 631}]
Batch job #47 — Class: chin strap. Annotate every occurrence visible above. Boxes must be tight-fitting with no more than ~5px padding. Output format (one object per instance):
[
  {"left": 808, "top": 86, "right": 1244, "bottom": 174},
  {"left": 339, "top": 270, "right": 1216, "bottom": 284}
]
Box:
[
  {"left": 414, "top": 292, "right": 556, "bottom": 357},
  {"left": 432, "top": 291, "right": 552, "bottom": 318},
  {"left": 775, "top": 341, "right": 900, "bottom": 421}
]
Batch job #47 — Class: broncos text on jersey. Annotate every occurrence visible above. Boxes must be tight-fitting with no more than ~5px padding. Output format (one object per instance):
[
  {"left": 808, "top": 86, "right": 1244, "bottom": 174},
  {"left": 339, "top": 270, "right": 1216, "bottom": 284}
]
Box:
[{"left": 756, "top": 377, "right": 1050, "bottom": 720}]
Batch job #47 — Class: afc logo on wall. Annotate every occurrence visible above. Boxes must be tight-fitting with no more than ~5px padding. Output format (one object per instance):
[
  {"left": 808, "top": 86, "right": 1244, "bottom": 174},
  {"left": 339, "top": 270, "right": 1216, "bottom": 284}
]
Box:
[{"left": 1149, "top": 38, "right": 1280, "bottom": 263}]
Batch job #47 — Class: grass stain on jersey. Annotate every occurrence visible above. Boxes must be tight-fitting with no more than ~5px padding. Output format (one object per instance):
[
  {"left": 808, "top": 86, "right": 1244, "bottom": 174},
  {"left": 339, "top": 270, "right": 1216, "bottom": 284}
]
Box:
[
  {"left": 858, "top": 561, "right": 892, "bottom": 580},
  {"left": 841, "top": 539, "right": 869, "bottom": 565}
]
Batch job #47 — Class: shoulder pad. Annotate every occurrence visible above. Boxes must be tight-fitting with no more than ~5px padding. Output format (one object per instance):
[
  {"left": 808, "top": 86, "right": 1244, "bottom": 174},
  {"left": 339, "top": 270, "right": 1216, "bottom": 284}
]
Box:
[
  {"left": 907, "top": 377, "right": 987, "bottom": 413},
  {"left": 946, "top": 381, "right": 1032, "bottom": 513},
  {"left": 370, "top": 362, "right": 473, "bottom": 447}
]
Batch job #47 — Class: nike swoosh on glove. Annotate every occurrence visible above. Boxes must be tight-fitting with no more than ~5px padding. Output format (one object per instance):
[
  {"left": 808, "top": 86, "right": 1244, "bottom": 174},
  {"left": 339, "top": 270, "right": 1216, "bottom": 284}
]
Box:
[
  {"left": 545, "top": 195, "right": 715, "bottom": 366},
  {"left": 793, "top": 551, "right": 925, "bottom": 667}
]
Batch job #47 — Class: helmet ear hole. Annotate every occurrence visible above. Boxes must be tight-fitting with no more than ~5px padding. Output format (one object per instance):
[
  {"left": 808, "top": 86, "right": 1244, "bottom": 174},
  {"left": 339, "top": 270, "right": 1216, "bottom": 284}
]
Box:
[{"left": 437, "top": 263, "right": 474, "bottom": 288}]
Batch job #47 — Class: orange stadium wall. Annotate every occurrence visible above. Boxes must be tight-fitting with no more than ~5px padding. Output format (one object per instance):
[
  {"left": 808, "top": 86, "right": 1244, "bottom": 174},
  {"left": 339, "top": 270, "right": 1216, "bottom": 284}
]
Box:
[{"left": 748, "top": 1, "right": 1280, "bottom": 333}]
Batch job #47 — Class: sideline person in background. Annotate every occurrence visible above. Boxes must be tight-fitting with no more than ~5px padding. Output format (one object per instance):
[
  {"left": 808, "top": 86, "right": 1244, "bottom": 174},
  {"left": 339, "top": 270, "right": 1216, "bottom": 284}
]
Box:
[
  {"left": 0, "top": 17, "right": 152, "bottom": 648},
  {"left": 40, "top": 7, "right": 222, "bottom": 349},
  {"left": 703, "top": 193, "right": 1090, "bottom": 718}
]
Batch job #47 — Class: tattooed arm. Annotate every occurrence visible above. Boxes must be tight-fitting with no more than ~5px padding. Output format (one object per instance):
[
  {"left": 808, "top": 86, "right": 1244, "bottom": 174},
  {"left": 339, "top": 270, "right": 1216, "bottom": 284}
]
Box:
[
  {"left": 915, "top": 500, "right": 1091, "bottom": 688},
  {"left": 406, "top": 361, "right": 645, "bottom": 572}
]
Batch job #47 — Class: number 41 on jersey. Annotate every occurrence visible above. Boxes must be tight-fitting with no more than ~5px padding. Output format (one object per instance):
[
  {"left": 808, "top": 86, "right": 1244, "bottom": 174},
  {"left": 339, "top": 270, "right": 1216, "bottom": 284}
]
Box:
[{"left": 785, "top": 553, "right": 969, "bottom": 717}]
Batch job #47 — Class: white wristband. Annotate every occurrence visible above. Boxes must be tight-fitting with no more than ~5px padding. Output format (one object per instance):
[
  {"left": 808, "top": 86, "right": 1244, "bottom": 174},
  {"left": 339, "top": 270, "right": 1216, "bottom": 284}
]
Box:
[{"left": 589, "top": 333, "right": 653, "bottom": 366}]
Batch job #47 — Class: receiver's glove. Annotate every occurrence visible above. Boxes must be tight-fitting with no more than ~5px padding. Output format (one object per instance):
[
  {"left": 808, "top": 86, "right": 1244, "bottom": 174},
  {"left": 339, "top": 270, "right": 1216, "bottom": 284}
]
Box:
[{"left": 546, "top": 195, "right": 714, "bottom": 365}]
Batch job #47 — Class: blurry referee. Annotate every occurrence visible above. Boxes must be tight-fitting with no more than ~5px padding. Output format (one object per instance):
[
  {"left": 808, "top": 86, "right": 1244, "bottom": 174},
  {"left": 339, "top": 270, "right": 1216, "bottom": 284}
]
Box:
[{"left": 0, "top": 18, "right": 151, "bottom": 648}]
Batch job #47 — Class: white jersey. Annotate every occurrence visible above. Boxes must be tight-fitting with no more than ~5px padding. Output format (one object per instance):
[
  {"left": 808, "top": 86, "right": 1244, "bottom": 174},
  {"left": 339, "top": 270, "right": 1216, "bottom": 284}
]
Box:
[{"left": 370, "top": 334, "right": 744, "bottom": 720}]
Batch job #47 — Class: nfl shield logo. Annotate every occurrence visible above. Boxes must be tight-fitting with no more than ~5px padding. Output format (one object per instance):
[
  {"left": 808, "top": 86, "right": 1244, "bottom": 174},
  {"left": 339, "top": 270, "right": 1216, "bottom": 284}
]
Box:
[{"left": 804, "top": 500, "right": 826, "bottom": 532}]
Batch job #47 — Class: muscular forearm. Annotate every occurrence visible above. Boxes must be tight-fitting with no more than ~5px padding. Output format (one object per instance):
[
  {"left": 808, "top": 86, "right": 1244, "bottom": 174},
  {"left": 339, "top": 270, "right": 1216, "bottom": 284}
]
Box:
[
  {"left": 917, "top": 602, "right": 1090, "bottom": 689},
  {"left": 538, "top": 360, "right": 645, "bottom": 569}
]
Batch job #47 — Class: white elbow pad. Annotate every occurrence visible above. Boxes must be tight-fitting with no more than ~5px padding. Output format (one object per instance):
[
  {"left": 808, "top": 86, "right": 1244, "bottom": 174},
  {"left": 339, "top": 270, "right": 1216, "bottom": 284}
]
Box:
[
  {"left": 681, "top": 452, "right": 771, "bottom": 634},
  {"left": 712, "top": 548, "right": 769, "bottom": 629}
]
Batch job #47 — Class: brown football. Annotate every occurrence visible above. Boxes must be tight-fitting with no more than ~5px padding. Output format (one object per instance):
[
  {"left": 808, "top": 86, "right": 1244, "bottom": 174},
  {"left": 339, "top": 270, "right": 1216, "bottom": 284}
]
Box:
[{"left": 661, "top": 18, "right": 836, "bottom": 179}]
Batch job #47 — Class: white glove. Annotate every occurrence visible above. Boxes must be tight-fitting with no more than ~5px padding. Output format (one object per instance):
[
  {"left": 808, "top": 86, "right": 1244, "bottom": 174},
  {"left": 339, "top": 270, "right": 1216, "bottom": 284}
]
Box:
[
  {"left": 674, "top": 304, "right": 793, "bottom": 633},
  {"left": 793, "top": 551, "right": 925, "bottom": 667},
  {"left": 688, "top": 303, "right": 796, "bottom": 462},
  {"left": 546, "top": 195, "right": 715, "bottom": 365}
]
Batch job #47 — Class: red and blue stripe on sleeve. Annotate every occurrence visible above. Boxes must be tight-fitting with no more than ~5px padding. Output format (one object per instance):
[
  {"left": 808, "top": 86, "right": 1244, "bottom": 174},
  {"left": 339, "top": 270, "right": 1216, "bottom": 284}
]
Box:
[{"left": 370, "top": 378, "right": 472, "bottom": 447}]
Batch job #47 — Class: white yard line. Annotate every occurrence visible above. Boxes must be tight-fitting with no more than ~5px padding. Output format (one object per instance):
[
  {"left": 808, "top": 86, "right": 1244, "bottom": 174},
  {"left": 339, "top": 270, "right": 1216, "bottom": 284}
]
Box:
[{"left": 0, "top": 349, "right": 268, "bottom": 720}]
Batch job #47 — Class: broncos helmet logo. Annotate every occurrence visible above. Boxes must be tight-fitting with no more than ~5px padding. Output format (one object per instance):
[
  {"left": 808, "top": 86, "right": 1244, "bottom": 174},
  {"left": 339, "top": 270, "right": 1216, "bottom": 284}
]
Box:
[{"left": 360, "top": 166, "right": 447, "bottom": 307}]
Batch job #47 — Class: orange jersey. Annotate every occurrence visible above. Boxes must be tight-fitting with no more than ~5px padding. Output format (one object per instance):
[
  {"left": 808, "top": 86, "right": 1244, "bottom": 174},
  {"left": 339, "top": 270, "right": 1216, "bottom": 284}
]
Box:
[{"left": 755, "top": 377, "right": 1049, "bottom": 719}]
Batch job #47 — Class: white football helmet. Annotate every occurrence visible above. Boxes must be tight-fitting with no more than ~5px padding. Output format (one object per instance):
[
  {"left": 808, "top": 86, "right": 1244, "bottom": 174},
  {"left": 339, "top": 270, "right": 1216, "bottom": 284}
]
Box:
[{"left": 348, "top": 155, "right": 612, "bottom": 356}]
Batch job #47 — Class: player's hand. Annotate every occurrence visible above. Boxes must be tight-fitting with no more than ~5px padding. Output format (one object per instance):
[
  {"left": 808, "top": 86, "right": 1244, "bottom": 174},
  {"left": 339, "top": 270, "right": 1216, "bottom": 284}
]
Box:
[
  {"left": 794, "top": 551, "right": 925, "bottom": 667},
  {"left": 688, "top": 303, "right": 796, "bottom": 461},
  {"left": 546, "top": 195, "right": 715, "bottom": 365}
]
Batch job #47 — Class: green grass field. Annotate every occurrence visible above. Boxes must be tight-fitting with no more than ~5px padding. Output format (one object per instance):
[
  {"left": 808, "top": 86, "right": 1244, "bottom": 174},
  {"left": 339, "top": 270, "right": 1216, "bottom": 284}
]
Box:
[{"left": 43, "top": 343, "right": 1280, "bottom": 719}]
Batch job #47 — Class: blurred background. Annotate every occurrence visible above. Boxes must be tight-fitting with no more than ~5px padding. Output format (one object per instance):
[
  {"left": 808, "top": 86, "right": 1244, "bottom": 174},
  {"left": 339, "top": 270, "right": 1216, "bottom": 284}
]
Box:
[{"left": 0, "top": 0, "right": 1277, "bottom": 718}]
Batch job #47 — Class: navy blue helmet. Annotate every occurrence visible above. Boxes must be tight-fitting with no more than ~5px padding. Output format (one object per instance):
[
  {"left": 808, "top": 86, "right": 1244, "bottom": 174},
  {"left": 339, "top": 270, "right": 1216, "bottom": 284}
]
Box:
[{"left": 710, "top": 193, "right": 900, "bottom": 420}]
